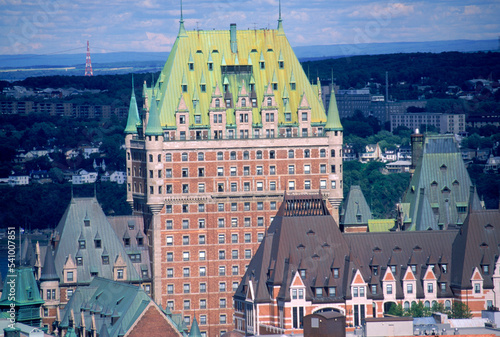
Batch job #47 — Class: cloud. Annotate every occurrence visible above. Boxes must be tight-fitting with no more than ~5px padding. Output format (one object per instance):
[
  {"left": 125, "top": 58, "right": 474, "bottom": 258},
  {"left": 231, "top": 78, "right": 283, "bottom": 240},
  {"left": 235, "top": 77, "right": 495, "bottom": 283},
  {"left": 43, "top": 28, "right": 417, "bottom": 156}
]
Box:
[
  {"left": 464, "top": 5, "right": 481, "bottom": 15},
  {"left": 348, "top": 3, "right": 414, "bottom": 19}
]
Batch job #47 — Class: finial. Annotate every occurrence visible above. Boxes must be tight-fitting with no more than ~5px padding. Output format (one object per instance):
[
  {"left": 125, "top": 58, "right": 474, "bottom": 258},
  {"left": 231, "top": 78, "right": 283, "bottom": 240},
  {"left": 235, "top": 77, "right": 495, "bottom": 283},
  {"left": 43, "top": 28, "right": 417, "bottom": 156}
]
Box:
[
  {"left": 180, "top": 0, "right": 183, "bottom": 22},
  {"left": 279, "top": 0, "right": 282, "bottom": 21}
]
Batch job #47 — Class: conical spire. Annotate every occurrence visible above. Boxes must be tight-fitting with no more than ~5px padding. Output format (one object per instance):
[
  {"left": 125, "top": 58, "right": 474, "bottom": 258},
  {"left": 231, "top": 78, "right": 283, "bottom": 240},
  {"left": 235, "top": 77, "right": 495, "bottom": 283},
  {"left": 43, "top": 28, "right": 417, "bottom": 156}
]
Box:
[
  {"left": 145, "top": 92, "right": 163, "bottom": 136},
  {"left": 325, "top": 88, "right": 343, "bottom": 131},
  {"left": 40, "top": 245, "right": 59, "bottom": 281},
  {"left": 189, "top": 317, "right": 202, "bottom": 337},
  {"left": 124, "top": 74, "right": 141, "bottom": 134}
]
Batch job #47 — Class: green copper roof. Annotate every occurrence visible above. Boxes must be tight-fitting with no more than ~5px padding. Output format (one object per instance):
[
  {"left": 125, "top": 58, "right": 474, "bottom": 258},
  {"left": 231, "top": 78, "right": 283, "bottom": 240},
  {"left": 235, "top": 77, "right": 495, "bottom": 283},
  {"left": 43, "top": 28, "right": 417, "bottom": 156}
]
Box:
[
  {"left": 0, "top": 267, "right": 44, "bottom": 306},
  {"left": 145, "top": 21, "right": 330, "bottom": 130},
  {"left": 341, "top": 185, "right": 372, "bottom": 225},
  {"left": 325, "top": 89, "right": 343, "bottom": 131},
  {"left": 188, "top": 317, "right": 202, "bottom": 337},
  {"left": 368, "top": 219, "right": 395, "bottom": 232},
  {"left": 124, "top": 77, "right": 141, "bottom": 134},
  {"left": 145, "top": 94, "right": 163, "bottom": 136}
]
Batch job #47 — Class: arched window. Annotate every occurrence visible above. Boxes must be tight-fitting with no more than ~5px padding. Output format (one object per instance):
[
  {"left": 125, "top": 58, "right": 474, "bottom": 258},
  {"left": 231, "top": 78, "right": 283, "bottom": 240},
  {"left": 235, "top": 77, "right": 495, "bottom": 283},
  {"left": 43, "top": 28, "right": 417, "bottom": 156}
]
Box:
[
  {"left": 230, "top": 151, "right": 236, "bottom": 160},
  {"left": 404, "top": 301, "right": 409, "bottom": 310},
  {"left": 241, "top": 98, "right": 246, "bottom": 107},
  {"left": 256, "top": 151, "right": 262, "bottom": 159},
  {"left": 267, "top": 97, "right": 272, "bottom": 106},
  {"left": 215, "top": 98, "right": 220, "bottom": 108}
]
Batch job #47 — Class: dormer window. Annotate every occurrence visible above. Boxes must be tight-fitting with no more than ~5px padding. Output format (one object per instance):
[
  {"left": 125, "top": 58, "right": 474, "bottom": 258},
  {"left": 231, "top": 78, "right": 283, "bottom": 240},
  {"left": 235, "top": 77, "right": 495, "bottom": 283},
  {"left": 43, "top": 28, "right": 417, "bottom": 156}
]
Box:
[
  {"left": 208, "top": 63, "right": 213, "bottom": 71},
  {"left": 273, "top": 83, "right": 278, "bottom": 91},
  {"left": 84, "top": 219, "right": 90, "bottom": 227},
  {"left": 200, "top": 84, "right": 206, "bottom": 92},
  {"left": 483, "top": 265, "right": 489, "bottom": 275},
  {"left": 260, "top": 61, "right": 265, "bottom": 70},
  {"left": 290, "top": 82, "right": 296, "bottom": 91},
  {"left": 215, "top": 98, "right": 220, "bottom": 107},
  {"left": 137, "top": 237, "right": 143, "bottom": 246},
  {"left": 182, "top": 84, "right": 187, "bottom": 92},
  {"left": 252, "top": 98, "right": 257, "bottom": 107},
  {"left": 224, "top": 84, "right": 229, "bottom": 92},
  {"left": 79, "top": 240, "right": 86, "bottom": 249},
  {"left": 333, "top": 268, "right": 339, "bottom": 278},
  {"left": 315, "top": 288, "right": 322, "bottom": 298},
  {"left": 188, "top": 62, "right": 194, "bottom": 71},
  {"left": 372, "top": 266, "right": 378, "bottom": 275},
  {"left": 225, "top": 99, "right": 231, "bottom": 108},
  {"left": 356, "top": 214, "right": 362, "bottom": 223},
  {"left": 300, "top": 269, "right": 306, "bottom": 278},
  {"left": 241, "top": 98, "right": 246, "bottom": 107},
  {"left": 76, "top": 257, "right": 83, "bottom": 266},
  {"left": 102, "top": 256, "right": 109, "bottom": 264},
  {"left": 195, "top": 115, "right": 201, "bottom": 124},
  {"left": 411, "top": 265, "right": 417, "bottom": 274},
  {"left": 329, "top": 287, "right": 336, "bottom": 296},
  {"left": 124, "top": 238, "right": 130, "bottom": 247},
  {"left": 279, "top": 61, "right": 284, "bottom": 69},
  {"left": 179, "top": 115, "right": 186, "bottom": 124},
  {"left": 267, "top": 97, "right": 272, "bottom": 106},
  {"left": 250, "top": 83, "right": 255, "bottom": 92},
  {"left": 285, "top": 113, "right": 291, "bottom": 122},
  {"left": 94, "top": 239, "right": 101, "bottom": 248}
]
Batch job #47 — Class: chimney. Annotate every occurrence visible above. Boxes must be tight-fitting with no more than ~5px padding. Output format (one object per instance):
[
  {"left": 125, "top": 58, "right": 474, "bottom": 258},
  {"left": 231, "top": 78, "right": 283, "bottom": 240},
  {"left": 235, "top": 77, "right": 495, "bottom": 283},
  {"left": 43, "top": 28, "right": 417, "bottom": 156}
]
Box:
[
  {"left": 411, "top": 129, "right": 424, "bottom": 171},
  {"left": 230, "top": 23, "right": 237, "bottom": 54}
]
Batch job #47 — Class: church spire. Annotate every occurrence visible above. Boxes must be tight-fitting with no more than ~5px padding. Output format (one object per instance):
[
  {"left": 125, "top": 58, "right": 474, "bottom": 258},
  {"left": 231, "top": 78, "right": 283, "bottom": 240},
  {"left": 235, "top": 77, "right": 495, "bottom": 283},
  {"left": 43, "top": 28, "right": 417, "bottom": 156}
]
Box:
[{"left": 125, "top": 74, "right": 141, "bottom": 134}]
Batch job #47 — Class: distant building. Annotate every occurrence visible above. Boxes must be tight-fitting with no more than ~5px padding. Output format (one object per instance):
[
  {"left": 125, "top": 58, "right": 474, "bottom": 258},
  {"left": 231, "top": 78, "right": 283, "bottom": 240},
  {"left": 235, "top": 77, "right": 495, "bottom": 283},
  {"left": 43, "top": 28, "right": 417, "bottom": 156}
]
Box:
[
  {"left": 342, "top": 144, "right": 357, "bottom": 162},
  {"left": 9, "top": 175, "right": 30, "bottom": 186},
  {"left": 390, "top": 112, "right": 466, "bottom": 134},
  {"left": 485, "top": 155, "right": 500, "bottom": 173},
  {"left": 71, "top": 169, "right": 98, "bottom": 184},
  {"left": 385, "top": 160, "right": 411, "bottom": 174},
  {"left": 359, "top": 143, "right": 381, "bottom": 163}
]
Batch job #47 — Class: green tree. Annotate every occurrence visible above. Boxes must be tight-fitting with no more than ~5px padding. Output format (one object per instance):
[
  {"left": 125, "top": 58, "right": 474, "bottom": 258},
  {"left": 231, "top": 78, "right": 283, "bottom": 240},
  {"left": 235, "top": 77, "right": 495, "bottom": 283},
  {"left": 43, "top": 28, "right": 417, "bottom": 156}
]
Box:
[
  {"left": 387, "top": 303, "right": 404, "bottom": 316},
  {"left": 450, "top": 301, "right": 472, "bottom": 319}
]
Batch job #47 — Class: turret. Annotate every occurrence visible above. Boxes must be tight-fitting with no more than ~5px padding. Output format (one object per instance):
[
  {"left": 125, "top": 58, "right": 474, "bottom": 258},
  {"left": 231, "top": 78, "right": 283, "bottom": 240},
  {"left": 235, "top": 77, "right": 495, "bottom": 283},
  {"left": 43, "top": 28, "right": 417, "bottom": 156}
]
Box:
[
  {"left": 324, "top": 88, "right": 343, "bottom": 223},
  {"left": 125, "top": 75, "right": 142, "bottom": 209},
  {"left": 144, "top": 90, "right": 164, "bottom": 214}
]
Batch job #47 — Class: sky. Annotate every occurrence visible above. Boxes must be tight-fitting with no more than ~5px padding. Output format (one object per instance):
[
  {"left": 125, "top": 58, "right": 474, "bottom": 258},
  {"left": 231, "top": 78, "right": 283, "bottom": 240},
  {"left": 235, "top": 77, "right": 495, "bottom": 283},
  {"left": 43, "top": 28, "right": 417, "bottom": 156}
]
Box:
[{"left": 0, "top": 0, "right": 499, "bottom": 55}]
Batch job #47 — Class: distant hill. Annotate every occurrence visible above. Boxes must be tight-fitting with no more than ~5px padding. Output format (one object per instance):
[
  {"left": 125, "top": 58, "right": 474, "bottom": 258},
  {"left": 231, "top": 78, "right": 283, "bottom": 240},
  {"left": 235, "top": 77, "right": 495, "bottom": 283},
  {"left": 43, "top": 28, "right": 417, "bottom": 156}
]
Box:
[{"left": 0, "top": 39, "right": 497, "bottom": 80}]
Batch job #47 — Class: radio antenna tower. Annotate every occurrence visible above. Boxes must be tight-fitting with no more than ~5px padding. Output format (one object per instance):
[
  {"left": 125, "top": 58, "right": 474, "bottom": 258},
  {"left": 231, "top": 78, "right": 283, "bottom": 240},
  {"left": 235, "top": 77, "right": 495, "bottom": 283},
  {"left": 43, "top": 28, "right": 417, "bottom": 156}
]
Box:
[{"left": 85, "top": 40, "right": 93, "bottom": 76}]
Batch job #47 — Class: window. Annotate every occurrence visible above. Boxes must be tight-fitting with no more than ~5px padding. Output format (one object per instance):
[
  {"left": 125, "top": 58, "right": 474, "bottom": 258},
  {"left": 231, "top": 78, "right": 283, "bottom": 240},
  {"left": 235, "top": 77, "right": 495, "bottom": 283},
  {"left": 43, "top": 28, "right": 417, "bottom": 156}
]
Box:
[
  {"left": 219, "top": 250, "right": 226, "bottom": 260},
  {"left": 183, "top": 252, "right": 190, "bottom": 261},
  {"left": 315, "top": 288, "right": 322, "bottom": 297},
  {"left": 232, "top": 265, "right": 239, "bottom": 275},
  {"left": 245, "top": 249, "right": 252, "bottom": 259},
  {"left": 353, "top": 287, "right": 358, "bottom": 297},
  {"left": 427, "top": 283, "right": 433, "bottom": 293},
  {"left": 329, "top": 287, "right": 336, "bottom": 296},
  {"left": 360, "top": 287, "right": 365, "bottom": 297},
  {"left": 219, "top": 282, "right": 226, "bottom": 292},
  {"left": 220, "top": 314, "right": 227, "bottom": 324},
  {"left": 182, "top": 219, "right": 189, "bottom": 228},
  {"left": 258, "top": 233, "right": 264, "bottom": 242},
  {"left": 320, "top": 164, "right": 326, "bottom": 173},
  {"left": 331, "top": 165, "right": 336, "bottom": 173},
  {"left": 407, "top": 284, "right": 413, "bottom": 294},
  {"left": 184, "top": 284, "right": 190, "bottom": 294},
  {"left": 231, "top": 182, "right": 237, "bottom": 192},
  {"left": 219, "top": 266, "right": 226, "bottom": 276},
  {"left": 182, "top": 152, "right": 188, "bottom": 161},
  {"left": 218, "top": 218, "right": 225, "bottom": 227},
  {"left": 231, "top": 218, "right": 238, "bottom": 227},
  {"left": 230, "top": 167, "right": 237, "bottom": 176},
  {"left": 270, "top": 181, "right": 276, "bottom": 191},
  {"left": 232, "top": 234, "right": 238, "bottom": 243},
  {"left": 288, "top": 181, "right": 295, "bottom": 190},
  {"left": 232, "top": 250, "right": 239, "bottom": 259},
  {"left": 304, "top": 180, "right": 311, "bottom": 190},
  {"left": 244, "top": 233, "right": 251, "bottom": 243},
  {"left": 199, "top": 266, "right": 206, "bottom": 277},
  {"left": 166, "top": 252, "right": 173, "bottom": 261},
  {"left": 271, "top": 202, "right": 277, "bottom": 210},
  {"left": 167, "top": 268, "right": 173, "bottom": 278},
  {"left": 218, "top": 234, "right": 225, "bottom": 244},
  {"left": 371, "top": 285, "right": 377, "bottom": 294},
  {"left": 183, "top": 268, "right": 190, "bottom": 277},
  {"left": 320, "top": 149, "right": 326, "bottom": 157},
  {"left": 285, "top": 113, "right": 292, "bottom": 122},
  {"left": 165, "top": 153, "right": 172, "bottom": 162},
  {"left": 475, "top": 283, "right": 480, "bottom": 293},
  {"left": 256, "top": 166, "right": 263, "bottom": 175},
  {"left": 288, "top": 149, "right": 294, "bottom": 158},
  {"left": 199, "top": 251, "right": 206, "bottom": 261},
  {"left": 256, "top": 181, "right": 263, "bottom": 191},
  {"left": 288, "top": 165, "right": 295, "bottom": 174},
  {"left": 244, "top": 217, "right": 251, "bottom": 226},
  {"left": 166, "top": 220, "right": 173, "bottom": 229},
  {"left": 387, "top": 284, "right": 393, "bottom": 294},
  {"left": 257, "top": 202, "right": 263, "bottom": 210}
]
